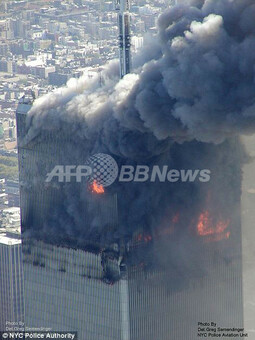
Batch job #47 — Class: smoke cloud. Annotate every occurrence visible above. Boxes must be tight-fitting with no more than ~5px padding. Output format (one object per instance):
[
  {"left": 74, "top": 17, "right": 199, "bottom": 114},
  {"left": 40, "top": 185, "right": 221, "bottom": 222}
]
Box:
[
  {"left": 19, "top": 0, "right": 253, "bottom": 275},
  {"left": 25, "top": 0, "right": 255, "bottom": 152}
]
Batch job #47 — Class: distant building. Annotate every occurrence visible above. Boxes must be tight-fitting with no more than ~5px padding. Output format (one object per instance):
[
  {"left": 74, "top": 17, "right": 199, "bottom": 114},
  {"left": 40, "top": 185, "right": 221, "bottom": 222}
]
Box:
[
  {"left": 31, "top": 65, "right": 56, "bottom": 79},
  {"left": 0, "top": 59, "right": 14, "bottom": 73},
  {"left": 48, "top": 72, "right": 69, "bottom": 86},
  {"left": 0, "top": 235, "right": 24, "bottom": 331},
  {"left": 1, "top": 207, "right": 21, "bottom": 229},
  {"left": 0, "top": 42, "right": 10, "bottom": 56},
  {"left": 0, "top": 192, "right": 7, "bottom": 206},
  {"left": 143, "top": 14, "right": 156, "bottom": 31},
  {"left": 5, "top": 181, "right": 20, "bottom": 207},
  {"left": 132, "top": 36, "right": 143, "bottom": 53},
  {"left": 0, "top": 178, "right": 5, "bottom": 191}
]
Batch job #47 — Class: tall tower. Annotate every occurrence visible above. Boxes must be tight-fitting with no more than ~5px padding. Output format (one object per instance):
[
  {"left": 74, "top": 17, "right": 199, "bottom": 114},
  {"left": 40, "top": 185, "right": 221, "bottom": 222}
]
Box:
[
  {"left": 0, "top": 235, "right": 24, "bottom": 331},
  {"left": 16, "top": 102, "right": 244, "bottom": 338},
  {"left": 116, "top": 0, "right": 131, "bottom": 78},
  {"left": 16, "top": 96, "right": 130, "bottom": 340}
]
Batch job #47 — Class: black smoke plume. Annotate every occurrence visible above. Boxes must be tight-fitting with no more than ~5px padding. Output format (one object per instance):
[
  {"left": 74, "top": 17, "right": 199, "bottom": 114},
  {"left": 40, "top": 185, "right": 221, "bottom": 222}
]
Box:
[{"left": 19, "top": 0, "right": 253, "bottom": 271}]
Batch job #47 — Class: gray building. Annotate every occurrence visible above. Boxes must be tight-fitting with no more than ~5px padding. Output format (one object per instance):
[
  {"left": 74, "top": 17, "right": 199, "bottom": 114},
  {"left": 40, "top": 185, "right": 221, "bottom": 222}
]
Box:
[
  {"left": 16, "top": 95, "right": 130, "bottom": 339},
  {"left": 16, "top": 97, "right": 244, "bottom": 339},
  {"left": 0, "top": 234, "right": 24, "bottom": 331}
]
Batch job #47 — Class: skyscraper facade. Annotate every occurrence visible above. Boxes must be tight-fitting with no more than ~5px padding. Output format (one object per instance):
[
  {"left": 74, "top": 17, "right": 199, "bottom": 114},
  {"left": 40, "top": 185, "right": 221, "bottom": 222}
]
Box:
[
  {"left": 16, "top": 96, "right": 244, "bottom": 340},
  {"left": 0, "top": 234, "right": 24, "bottom": 331},
  {"left": 16, "top": 95, "right": 131, "bottom": 339}
]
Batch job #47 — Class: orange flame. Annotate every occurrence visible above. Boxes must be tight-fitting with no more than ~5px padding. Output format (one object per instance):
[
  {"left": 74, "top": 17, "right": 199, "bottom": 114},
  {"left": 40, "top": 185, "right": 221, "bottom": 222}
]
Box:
[
  {"left": 144, "top": 234, "right": 152, "bottom": 242},
  {"left": 91, "top": 180, "right": 105, "bottom": 194},
  {"left": 204, "top": 231, "right": 230, "bottom": 243},
  {"left": 136, "top": 234, "right": 142, "bottom": 242},
  {"left": 134, "top": 233, "right": 152, "bottom": 244},
  {"left": 197, "top": 210, "right": 230, "bottom": 241}
]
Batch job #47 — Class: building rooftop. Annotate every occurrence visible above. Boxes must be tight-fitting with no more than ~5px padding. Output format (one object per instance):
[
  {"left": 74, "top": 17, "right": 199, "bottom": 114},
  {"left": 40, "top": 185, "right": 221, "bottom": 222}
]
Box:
[
  {"left": 17, "top": 94, "right": 34, "bottom": 114},
  {"left": 0, "top": 234, "right": 21, "bottom": 245}
]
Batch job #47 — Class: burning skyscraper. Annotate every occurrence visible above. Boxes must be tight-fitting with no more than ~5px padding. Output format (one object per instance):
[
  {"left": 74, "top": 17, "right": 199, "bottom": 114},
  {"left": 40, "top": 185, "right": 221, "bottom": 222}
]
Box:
[
  {"left": 17, "top": 100, "right": 244, "bottom": 339},
  {"left": 16, "top": 0, "right": 255, "bottom": 338}
]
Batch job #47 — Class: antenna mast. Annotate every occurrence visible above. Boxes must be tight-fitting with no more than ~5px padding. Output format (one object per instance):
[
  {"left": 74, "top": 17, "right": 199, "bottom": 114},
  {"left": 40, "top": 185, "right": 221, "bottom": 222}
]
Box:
[{"left": 115, "top": 0, "right": 131, "bottom": 78}]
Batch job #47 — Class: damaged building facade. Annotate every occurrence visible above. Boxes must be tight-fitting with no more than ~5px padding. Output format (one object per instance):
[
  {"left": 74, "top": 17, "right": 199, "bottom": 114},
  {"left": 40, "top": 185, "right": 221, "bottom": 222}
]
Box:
[
  {"left": 17, "top": 94, "right": 244, "bottom": 340},
  {"left": 15, "top": 0, "right": 255, "bottom": 338}
]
